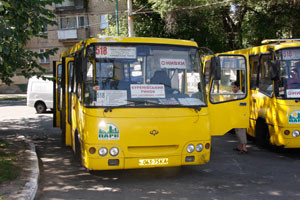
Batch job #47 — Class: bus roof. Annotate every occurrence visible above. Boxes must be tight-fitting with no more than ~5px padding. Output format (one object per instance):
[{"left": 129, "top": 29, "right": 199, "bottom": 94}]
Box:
[
  {"left": 60, "top": 36, "right": 198, "bottom": 58},
  {"left": 261, "top": 39, "right": 300, "bottom": 45},
  {"left": 209, "top": 39, "right": 300, "bottom": 57}
]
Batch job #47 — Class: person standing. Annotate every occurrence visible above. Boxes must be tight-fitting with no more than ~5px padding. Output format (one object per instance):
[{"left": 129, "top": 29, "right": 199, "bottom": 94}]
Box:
[{"left": 231, "top": 81, "right": 248, "bottom": 153}]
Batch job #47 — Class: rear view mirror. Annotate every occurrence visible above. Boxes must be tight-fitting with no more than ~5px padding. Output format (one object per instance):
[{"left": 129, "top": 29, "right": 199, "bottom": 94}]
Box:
[
  {"left": 268, "top": 60, "right": 280, "bottom": 81},
  {"left": 211, "top": 56, "right": 221, "bottom": 80}
]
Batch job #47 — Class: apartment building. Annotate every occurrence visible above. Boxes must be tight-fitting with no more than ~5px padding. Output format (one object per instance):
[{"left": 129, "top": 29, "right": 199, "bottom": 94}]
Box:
[{"left": 0, "top": 0, "right": 126, "bottom": 93}]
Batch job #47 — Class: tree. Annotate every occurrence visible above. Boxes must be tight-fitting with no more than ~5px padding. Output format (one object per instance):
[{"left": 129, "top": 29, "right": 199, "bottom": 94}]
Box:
[
  {"left": 104, "top": 14, "right": 129, "bottom": 37},
  {"left": 242, "top": 0, "right": 300, "bottom": 46},
  {"left": 131, "top": 0, "right": 300, "bottom": 53},
  {"left": 0, "top": 0, "right": 62, "bottom": 85}
]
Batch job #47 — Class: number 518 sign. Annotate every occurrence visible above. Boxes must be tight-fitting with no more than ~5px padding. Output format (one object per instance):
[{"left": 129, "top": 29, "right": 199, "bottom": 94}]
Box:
[{"left": 95, "top": 46, "right": 136, "bottom": 59}]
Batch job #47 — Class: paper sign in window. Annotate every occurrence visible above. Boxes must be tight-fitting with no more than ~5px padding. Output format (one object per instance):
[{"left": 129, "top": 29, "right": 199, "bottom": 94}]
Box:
[
  {"left": 282, "top": 49, "right": 300, "bottom": 60},
  {"left": 130, "top": 84, "right": 165, "bottom": 98},
  {"left": 160, "top": 58, "right": 186, "bottom": 69},
  {"left": 287, "top": 89, "right": 300, "bottom": 98},
  {"left": 187, "top": 73, "right": 200, "bottom": 93},
  {"left": 178, "top": 98, "right": 204, "bottom": 106},
  {"left": 96, "top": 46, "right": 136, "bottom": 59},
  {"left": 96, "top": 90, "right": 127, "bottom": 106}
]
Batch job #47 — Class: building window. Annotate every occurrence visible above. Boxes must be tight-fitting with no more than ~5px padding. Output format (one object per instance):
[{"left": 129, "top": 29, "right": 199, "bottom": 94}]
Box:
[
  {"left": 60, "top": 16, "right": 88, "bottom": 29},
  {"left": 100, "top": 14, "right": 108, "bottom": 29},
  {"left": 40, "top": 24, "right": 47, "bottom": 33},
  {"left": 78, "top": 16, "right": 88, "bottom": 28},
  {"left": 55, "top": 0, "right": 84, "bottom": 9},
  {"left": 60, "top": 17, "right": 77, "bottom": 29},
  {"left": 56, "top": 0, "right": 75, "bottom": 7},
  {"left": 39, "top": 49, "right": 50, "bottom": 64}
]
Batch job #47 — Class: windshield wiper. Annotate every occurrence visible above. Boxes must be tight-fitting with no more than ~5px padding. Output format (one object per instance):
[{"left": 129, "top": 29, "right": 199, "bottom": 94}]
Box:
[
  {"left": 104, "top": 101, "right": 202, "bottom": 113},
  {"left": 130, "top": 100, "right": 203, "bottom": 112},
  {"left": 126, "top": 99, "right": 162, "bottom": 106},
  {"left": 103, "top": 100, "right": 161, "bottom": 112}
]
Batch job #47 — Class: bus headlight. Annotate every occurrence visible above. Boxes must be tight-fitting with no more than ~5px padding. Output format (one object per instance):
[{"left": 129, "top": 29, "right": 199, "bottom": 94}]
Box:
[
  {"left": 196, "top": 144, "right": 203, "bottom": 152},
  {"left": 109, "top": 147, "right": 119, "bottom": 156},
  {"left": 98, "top": 147, "right": 108, "bottom": 156},
  {"left": 187, "top": 144, "right": 195, "bottom": 153},
  {"left": 292, "top": 130, "right": 300, "bottom": 138}
]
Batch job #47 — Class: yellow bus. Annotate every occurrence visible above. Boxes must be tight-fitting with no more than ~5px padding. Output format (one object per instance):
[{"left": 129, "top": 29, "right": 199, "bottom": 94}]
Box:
[
  {"left": 206, "top": 39, "right": 300, "bottom": 148},
  {"left": 53, "top": 36, "right": 250, "bottom": 170}
]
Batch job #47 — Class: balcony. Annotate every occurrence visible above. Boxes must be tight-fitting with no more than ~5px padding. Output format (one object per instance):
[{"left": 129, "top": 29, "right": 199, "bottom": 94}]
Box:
[
  {"left": 57, "top": 29, "right": 77, "bottom": 40},
  {"left": 55, "top": 0, "right": 85, "bottom": 11},
  {"left": 57, "top": 28, "right": 90, "bottom": 42}
]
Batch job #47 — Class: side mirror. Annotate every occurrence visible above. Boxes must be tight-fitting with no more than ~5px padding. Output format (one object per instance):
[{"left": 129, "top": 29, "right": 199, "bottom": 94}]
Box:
[
  {"left": 211, "top": 56, "right": 221, "bottom": 80},
  {"left": 268, "top": 60, "right": 280, "bottom": 81}
]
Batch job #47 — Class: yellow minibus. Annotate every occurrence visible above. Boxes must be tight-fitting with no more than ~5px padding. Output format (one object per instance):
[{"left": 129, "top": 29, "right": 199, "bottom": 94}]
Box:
[
  {"left": 206, "top": 39, "right": 300, "bottom": 148},
  {"left": 53, "top": 36, "right": 250, "bottom": 170}
]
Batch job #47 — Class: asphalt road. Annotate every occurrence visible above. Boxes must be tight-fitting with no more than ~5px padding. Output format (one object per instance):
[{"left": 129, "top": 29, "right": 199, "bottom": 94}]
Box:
[{"left": 1, "top": 101, "right": 300, "bottom": 200}]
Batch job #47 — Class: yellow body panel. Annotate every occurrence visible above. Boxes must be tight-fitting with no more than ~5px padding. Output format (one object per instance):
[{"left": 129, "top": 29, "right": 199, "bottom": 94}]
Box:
[
  {"left": 74, "top": 104, "right": 211, "bottom": 170},
  {"left": 249, "top": 88, "right": 300, "bottom": 147},
  {"left": 209, "top": 99, "right": 250, "bottom": 135}
]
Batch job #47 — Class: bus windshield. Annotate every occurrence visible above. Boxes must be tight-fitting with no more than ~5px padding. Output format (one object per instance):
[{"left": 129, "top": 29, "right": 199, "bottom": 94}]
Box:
[
  {"left": 83, "top": 44, "right": 206, "bottom": 108},
  {"left": 277, "top": 48, "right": 300, "bottom": 98}
]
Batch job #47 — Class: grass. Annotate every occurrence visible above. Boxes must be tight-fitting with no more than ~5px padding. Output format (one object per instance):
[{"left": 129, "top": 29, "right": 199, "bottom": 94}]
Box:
[
  {"left": 0, "top": 140, "right": 20, "bottom": 184},
  {"left": 0, "top": 97, "right": 26, "bottom": 101}
]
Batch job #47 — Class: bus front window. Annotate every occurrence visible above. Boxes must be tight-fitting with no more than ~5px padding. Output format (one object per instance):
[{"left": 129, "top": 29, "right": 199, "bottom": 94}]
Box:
[
  {"left": 83, "top": 44, "right": 206, "bottom": 108},
  {"left": 277, "top": 48, "right": 300, "bottom": 98}
]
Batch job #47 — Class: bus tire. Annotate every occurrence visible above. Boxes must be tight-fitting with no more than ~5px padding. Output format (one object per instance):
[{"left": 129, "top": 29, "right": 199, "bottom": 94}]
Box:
[
  {"left": 35, "top": 101, "right": 46, "bottom": 113},
  {"left": 74, "top": 132, "right": 82, "bottom": 165},
  {"left": 255, "top": 119, "right": 270, "bottom": 147}
]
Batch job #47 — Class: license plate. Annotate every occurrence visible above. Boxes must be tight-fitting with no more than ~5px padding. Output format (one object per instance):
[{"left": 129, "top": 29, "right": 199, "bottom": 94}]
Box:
[{"left": 139, "top": 158, "right": 168, "bottom": 166}]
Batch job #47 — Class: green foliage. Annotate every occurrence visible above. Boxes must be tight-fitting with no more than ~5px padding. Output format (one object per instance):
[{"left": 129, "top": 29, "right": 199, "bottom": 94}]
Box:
[
  {"left": 242, "top": 0, "right": 300, "bottom": 46},
  {"left": 0, "top": 0, "right": 62, "bottom": 85},
  {"left": 104, "top": 14, "right": 129, "bottom": 36},
  {"left": 0, "top": 140, "right": 20, "bottom": 183},
  {"left": 131, "top": 0, "right": 300, "bottom": 53},
  {"left": 133, "top": 0, "right": 168, "bottom": 38}
]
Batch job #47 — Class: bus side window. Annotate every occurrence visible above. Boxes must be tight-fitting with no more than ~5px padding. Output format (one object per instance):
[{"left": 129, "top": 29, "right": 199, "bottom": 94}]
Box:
[
  {"left": 249, "top": 55, "right": 259, "bottom": 90},
  {"left": 258, "top": 54, "right": 273, "bottom": 96}
]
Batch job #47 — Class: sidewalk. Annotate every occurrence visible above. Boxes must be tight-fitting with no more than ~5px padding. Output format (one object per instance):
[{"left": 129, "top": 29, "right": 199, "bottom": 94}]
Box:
[
  {"left": 0, "top": 94, "right": 27, "bottom": 99},
  {"left": 0, "top": 97, "right": 39, "bottom": 200}
]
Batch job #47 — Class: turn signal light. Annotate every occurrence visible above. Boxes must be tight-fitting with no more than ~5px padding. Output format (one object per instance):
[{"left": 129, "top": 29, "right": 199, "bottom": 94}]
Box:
[
  {"left": 284, "top": 130, "right": 290, "bottom": 135},
  {"left": 89, "top": 147, "right": 96, "bottom": 154},
  {"left": 205, "top": 143, "right": 210, "bottom": 149}
]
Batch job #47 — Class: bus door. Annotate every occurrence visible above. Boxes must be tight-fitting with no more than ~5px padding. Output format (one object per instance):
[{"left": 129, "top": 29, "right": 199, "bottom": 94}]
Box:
[
  {"left": 61, "top": 57, "right": 74, "bottom": 146},
  {"left": 207, "top": 54, "right": 250, "bottom": 135},
  {"left": 53, "top": 61, "right": 62, "bottom": 127}
]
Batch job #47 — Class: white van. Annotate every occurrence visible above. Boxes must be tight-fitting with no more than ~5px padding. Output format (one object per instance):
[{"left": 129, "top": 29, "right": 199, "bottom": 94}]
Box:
[{"left": 27, "top": 76, "right": 53, "bottom": 113}]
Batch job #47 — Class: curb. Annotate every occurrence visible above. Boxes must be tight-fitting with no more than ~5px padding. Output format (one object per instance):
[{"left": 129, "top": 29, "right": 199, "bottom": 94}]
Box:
[{"left": 20, "top": 137, "right": 39, "bottom": 200}]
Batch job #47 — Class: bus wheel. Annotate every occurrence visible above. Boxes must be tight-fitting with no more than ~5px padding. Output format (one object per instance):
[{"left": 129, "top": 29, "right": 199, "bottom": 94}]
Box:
[
  {"left": 74, "top": 133, "right": 82, "bottom": 165},
  {"left": 35, "top": 102, "right": 46, "bottom": 113},
  {"left": 255, "top": 119, "right": 270, "bottom": 147}
]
